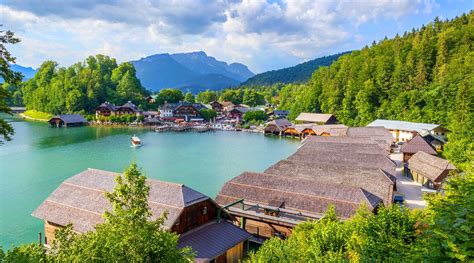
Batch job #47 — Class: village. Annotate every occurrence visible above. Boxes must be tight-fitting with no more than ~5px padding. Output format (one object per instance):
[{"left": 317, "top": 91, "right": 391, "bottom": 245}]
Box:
[{"left": 36, "top": 101, "right": 457, "bottom": 262}]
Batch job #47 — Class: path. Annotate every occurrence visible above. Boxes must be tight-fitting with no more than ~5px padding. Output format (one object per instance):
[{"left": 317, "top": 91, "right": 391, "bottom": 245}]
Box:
[{"left": 390, "top": 153, "right": 427, "bottom": 209}]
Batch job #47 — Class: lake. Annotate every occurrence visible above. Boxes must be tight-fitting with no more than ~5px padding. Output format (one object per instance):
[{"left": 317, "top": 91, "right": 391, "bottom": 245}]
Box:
[{"left": 0, "top": 115, "right": 299, "bottom": 248}]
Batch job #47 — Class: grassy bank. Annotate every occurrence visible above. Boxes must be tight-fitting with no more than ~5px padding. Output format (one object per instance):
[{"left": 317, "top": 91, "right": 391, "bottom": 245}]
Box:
[{"left": 21, "top": 110, "right": 52, "bottom": 122}]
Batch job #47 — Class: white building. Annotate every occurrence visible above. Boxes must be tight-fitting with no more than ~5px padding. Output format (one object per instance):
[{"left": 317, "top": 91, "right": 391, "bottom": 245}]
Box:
[{"left": 367, "top": 119, "right": 450, "bottom": 143}]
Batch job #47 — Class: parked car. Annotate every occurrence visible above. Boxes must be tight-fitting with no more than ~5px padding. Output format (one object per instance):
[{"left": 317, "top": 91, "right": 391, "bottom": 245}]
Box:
[{"left": 393, "top": 195, "right": 405, "bottom": 207}]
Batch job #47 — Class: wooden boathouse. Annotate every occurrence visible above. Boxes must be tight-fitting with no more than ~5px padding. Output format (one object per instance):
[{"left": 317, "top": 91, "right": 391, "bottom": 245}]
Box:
[
  {"left": 216, "top": 136, "right": 396, "bottom": 241},
  {"left": 32, "top": 169, "right": 251, "bottom": 262},
  {"left": 48, "top": 114, "right": 87, "bottom": 127}
]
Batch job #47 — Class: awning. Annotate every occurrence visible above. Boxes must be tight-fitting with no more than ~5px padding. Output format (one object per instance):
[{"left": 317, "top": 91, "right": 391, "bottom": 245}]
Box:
[{"left": 178, "top": 221, "right": 251, "bottom": 262}]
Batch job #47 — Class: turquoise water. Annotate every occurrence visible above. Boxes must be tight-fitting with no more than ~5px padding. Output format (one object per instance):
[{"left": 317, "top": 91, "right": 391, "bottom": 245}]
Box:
[{"left": 0, "top": 116, "right": 299, "bottom": 248}]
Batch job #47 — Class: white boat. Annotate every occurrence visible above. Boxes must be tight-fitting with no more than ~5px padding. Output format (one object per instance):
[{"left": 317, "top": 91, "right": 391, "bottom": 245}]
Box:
[{"left": 131, "top": 135, "right": 141, "bottom": 147}]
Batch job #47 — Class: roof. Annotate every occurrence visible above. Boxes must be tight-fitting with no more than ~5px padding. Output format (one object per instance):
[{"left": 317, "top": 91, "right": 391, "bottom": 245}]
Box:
[
  {"left": 178, "top": 221, "right": 251, "bottom": 261},
  {"left": 264, "top": 160, "right": 394, "bottom": 205},
  {"left": 96, "top": 102, "right": 117, "bottom": 111},
  {"left": 298, "top": 140, "right": 388, "bottom": 156},
  {"left": 287, "top": 150, "right": 396, "bottom": 177},
  {"left": 401, "top": 134, "right": 437, "bottom": 155},
  {"left": 216, "top": 172, "right": 383, "bottom": 219},
  {"left": 220, "top": 101, "right": 234, "bottom": 107},
  {"left": 367, "top": 119, "right": 447, "bottom": 133},
  {"left": 311, "top": 124, "right": 348, "bottom": 136},
  {"left": 273, "top": 110, "right": 289, "bottom": 115},
  {"left": 118, "top": 101, "right": 139, "bottom": 111},
  {"left": 346, "top": 127, "right": 394, "bottom": 147},
  {"left": 32, "top": 168, "right": 209, "bottom": 233},
  {"left": 295, "top": 113, "right": 336, "bottom": 123},
  {"left": 408, "top": 151, "right": 456, "bottom": 182},
  {"left": 49, "top": 114, "right": 86, "bottom": 124},
  {"left": 265, "top": 118, "right": 292, "bottom": 131}
]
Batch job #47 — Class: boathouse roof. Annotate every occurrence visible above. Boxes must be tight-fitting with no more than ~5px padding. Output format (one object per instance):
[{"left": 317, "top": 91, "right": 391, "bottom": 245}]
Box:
[
  {"left": 408, "top": 151, "right": 456, "bottom": 182},
  {"left": 346, "top": 126, "right": 394, "bottom": 147},
  {"left": 49, "top": 114, "right": 87, "bottom": 124},
  {"left": 264, "top": 160, "right": 395, "bottom": 205},
  {"left": 265, "top": 118, "right": 292, "bottom": 131},
  {"left": 295, "top": 113, "right": 337, "bottom": 124},
  {"left": 401, "top": 134, "right": 438, "bottom": 155},
  {"left": 216, "top": 172, "right": 383, "bottom": 219},
  {"left": 32, "top": 168, "right": 209, "bottom": 233}
]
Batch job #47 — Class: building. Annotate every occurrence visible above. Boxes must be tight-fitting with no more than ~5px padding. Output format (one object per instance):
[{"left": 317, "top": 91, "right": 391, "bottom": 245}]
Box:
[
  {"left": 400, "top": 134, "right": 437, "bottom": 162},
  {"left": 221, "top": 101, "right": 235, "bottom": 112},
  {"left": 264, "top": 119, "right": 292, "bottom": 136},
  {"left": 228, "top": 108, "right": 248, "bottom": 120},
  {"left": 419, "top": 130, "right": 446, "bottom": 151},
  {"left": 210, "top": 101, "right": 224, "bottom": 112},
  {"left": 295, "top": 113, "right": 338, "bottom": 124},
  {"left": 407, "top": 151, "right": 456, "bottom": 190},
  {"left": 216, "top": 136, "right": 395, "bottom": 241},
  {"left": 272, "top": 110, "right": 289, "bottom": 119},
  {"left": 116, "top": 101, "right": 140, "bottom": 116},
  {"left": 48, "top": 114, "right": 87, "bottom": 127},
  {"left": 95, "top": 101, "right": 142, "bottom": 118},
  {"left": 367, "top": 119, "right": 450, "bottom": 143},
  {"left": 159, "top": 102, "right": 206, "bottom": 122},
  {"left": 32, "top": 168, "right": 251, "bottom": 262},
  {"left": 174, "top": 102, "right": 206, "bottom": 122},
  {"left": 95, "top": 102, "right": 118, "bottom": 118}
]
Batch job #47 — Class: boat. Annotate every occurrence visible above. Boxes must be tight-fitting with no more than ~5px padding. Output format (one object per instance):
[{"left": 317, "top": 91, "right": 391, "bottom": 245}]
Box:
[{"left": 131, "top": 135, "right": 141, "bottom": 147}]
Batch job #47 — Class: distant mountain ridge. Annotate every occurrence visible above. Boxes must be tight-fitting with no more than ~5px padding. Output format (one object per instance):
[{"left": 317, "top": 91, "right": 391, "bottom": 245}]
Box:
[
  {"left": 131, "top": 51, "right": 254, "bottom": 93},
  {"left": 0, "top": 64, "right": 37, "bottom": 82},
  {"left": 240, "top": 52, "right": 350, "bottom": 87}
]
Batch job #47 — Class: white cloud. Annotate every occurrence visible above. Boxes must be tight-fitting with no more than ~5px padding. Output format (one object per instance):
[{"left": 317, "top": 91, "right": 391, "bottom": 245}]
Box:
[{"left": 1, "top": 0, "right": 442, "bottom": 72}]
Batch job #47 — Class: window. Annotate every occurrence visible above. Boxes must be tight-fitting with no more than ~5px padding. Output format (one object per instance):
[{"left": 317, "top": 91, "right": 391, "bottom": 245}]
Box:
[{"left": 203, "top": 206, "right": 207, "bottom": 215}]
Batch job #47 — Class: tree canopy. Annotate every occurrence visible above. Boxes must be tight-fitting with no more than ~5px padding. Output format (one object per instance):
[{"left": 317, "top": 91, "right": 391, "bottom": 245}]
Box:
[
  {"left": 21, "top": 55, "right": 150, "bottom": 115},
  {"left": 0, "top": 28, "right": 22, "bottom": 144}
]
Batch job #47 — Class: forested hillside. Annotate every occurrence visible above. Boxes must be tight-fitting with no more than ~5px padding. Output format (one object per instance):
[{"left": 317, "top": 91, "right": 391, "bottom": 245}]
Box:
[
  {"left": 279, "top": 12, "right": 473, "bottom": 169},
  {"left": 240, "top": 53, "right": 348, "bottom": 87},
  {"left": 20, "top": 55, "right": 150, "bottom": 114}
]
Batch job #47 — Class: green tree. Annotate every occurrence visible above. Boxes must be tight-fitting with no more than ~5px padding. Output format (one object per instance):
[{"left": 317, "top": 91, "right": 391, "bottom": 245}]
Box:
[
  {"left": 0, "top": 28, "right": 21, "bottom": 143},
  {"left": 156, "top": 89, "right": 184, "bottom": 105},
  {"left": 184, "top": 92, "right": 195, "bottom": 103},
  {"left": 196, "top": 90, "right": 217, "bottom": 104},
  {"left": 199, "top": 109, "right": 217, "bottom": 122},
  {"left": 242, "top": 89, "right": 265, "bottom": 106},
  {"left": 50, "top": 163, "right": 195, "bottom": 262},
  {"left": 243, "top": 110, "right": 267, "bottom": 123},
  {"left": 219, "top": 89, "right": 242, "bottom": 104}
]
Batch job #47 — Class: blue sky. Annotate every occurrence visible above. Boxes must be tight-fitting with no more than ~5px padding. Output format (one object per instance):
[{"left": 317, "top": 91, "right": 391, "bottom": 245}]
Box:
[{"left": 1, "top": 0, "right": 472, "bottom": 73}]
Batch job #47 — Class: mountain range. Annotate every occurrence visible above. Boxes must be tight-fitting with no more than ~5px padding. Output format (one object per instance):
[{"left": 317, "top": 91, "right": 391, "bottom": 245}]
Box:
[
  {"left": 9, "top": 51, "right": 346, "bottom": 92},
  {"left": 240, "top": 52, "right": 350, "bottom": 87},
  {"left": 131, "top": 51, "right": 254, "bottom": 93}
]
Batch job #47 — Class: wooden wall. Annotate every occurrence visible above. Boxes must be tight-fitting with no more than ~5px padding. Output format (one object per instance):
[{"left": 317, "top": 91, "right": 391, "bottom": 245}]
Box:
[
  {"left": 226, "top": 242, "right": 244, "bottom": 263},
  {"left": 44, "top": 220, "right": 63, "bottom": 246},
  {"left": 171, "top": 199, "right": 217, "bottom": 234},
  {"left": 238, "top": 217, "right": 292, "bottom": 239}
]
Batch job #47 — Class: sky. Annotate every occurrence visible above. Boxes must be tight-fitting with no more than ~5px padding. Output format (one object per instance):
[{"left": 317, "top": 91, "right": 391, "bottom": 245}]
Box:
[{"left": 1, "top": 0, "right": 472, "bottom": 73}]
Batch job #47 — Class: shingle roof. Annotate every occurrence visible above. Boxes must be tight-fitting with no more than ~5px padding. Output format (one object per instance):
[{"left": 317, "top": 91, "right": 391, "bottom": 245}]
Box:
[
  {"left": 49, "top": 114, "right": 86, "bottom": 124},
  {"left": 298, "top": 140, "right": 389, "bottom": 156},
  {"left": 367, "top": 119, "right": 446, "bottom": 133},
  {"left": 287, "top": 151, "right": 396, "bottom": 177},
  {"left": 216, "top": 172, "right": 383, "bottom": 219},
  {"left": 97, "top": 102, "right": 117, "bottom": 111},
  {"left": 408, "top": 151, "right": 456, "bottom": 182},
  {"left": 32, "top": 168, "right": 209, "bottom": 233},
  {"left": 266, "top": 119, "right": 292, "bottom": 131},
  {"left": 295, "top": 113, "right": 336, "bottom": 123},
  {"left": 401, "top": 134, "right": 437, "bottom": 155},
  {"left": 178, "top": 221, "right": 251, "bottom": 261},
  {"left": 346, "top": 127, "right": 394, "bottom": 147},
  {"left": 264, "top": 160, "right": 395, "bottom": 205},
  {"left": 118, "top": 101, "right": 139, "bottom": 111}
]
